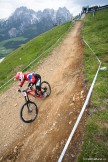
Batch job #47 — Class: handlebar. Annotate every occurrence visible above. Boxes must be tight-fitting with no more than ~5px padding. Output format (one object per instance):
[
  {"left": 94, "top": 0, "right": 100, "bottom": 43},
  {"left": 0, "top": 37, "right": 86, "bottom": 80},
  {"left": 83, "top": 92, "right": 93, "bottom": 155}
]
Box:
[
  {"left": 21, "top": 87, "right": 30, "bottom": 97},
  {"left": 22, "top": 87, "right": 29, "bottom": 92}
]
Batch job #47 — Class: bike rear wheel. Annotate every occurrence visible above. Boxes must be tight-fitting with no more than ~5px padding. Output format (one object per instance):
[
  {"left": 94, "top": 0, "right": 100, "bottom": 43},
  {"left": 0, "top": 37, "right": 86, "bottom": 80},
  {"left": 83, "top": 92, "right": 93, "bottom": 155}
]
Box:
[
  {"left": 20, "top": 101, "right": 38, "bottom": 123},
  {"left": 41, "top": 81, "right": 51, "bottom": 97}
]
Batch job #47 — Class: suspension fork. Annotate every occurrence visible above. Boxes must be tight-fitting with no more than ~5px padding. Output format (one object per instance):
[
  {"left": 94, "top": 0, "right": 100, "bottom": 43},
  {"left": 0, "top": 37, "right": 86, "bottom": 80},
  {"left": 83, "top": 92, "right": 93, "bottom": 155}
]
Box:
[{"left": 24, "top": 95, "right": 30, "bottom": 111}]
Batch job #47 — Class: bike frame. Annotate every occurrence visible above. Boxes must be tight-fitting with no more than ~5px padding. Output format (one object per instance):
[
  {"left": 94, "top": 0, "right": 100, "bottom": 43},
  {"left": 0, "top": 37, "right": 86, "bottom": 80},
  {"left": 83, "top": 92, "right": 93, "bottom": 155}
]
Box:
[
  {"left": 27, "top": 88, "right": 37, "bottom": 98},
  {"left": 22, "top": 87, "right": 43, "bottom": 102}
]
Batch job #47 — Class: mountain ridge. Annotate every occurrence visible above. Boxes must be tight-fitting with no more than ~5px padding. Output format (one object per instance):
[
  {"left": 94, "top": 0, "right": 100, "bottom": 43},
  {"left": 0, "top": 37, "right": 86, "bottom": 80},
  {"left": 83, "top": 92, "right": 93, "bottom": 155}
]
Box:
[{"left": 0, "top": 6, "right": 72, "bottom": 40}]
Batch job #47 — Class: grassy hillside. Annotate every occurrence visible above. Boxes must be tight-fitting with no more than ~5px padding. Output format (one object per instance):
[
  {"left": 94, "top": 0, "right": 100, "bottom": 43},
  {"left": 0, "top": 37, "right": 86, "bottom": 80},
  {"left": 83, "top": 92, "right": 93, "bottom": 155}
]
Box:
[
  {"left": 0, "top": 23, "right": 53, "bottom": 58},
  {"left": 78, "top": 9, "right": 108, "bottom": 161},
  {"left": 0, "top": 37, "right": 28, "bottom": 58},
  {"left": 0, "top": 21, "right": 72, "bottom": 90}
]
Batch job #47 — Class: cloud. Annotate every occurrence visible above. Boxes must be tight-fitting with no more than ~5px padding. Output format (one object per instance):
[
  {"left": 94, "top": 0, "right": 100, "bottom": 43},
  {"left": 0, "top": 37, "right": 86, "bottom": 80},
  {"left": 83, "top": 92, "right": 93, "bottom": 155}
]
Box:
[
  {"left": 0, "top": 0, "right": 66, "bottom": 18},
  {"left": 72, "top": 0, "right": 108, "bottom": 7}
]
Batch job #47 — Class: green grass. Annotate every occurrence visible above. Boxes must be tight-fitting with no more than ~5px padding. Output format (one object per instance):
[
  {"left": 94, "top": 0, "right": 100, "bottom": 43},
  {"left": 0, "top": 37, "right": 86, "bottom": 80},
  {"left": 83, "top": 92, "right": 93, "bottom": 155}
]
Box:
[
  {"left": 78, "top": 110, "right": 108, "bottom": 162},
  {"left": 78, "top": 8, "right": 108, "bottom": 161},
  {"left": 0, "top": 36, "right": 28, "bottom": 57},
  {"left": 0, "top": 21, "right": 72, "bottom": 90},
  {"left": 0, "top": 37, "right": 27, "bottom": 47}
]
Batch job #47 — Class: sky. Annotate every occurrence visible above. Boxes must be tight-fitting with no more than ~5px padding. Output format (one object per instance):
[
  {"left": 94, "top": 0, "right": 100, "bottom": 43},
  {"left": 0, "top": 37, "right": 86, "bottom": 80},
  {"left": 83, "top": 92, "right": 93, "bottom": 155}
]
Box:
[{"left": 0, "top": 0, "right": 108, "bottom": 19}]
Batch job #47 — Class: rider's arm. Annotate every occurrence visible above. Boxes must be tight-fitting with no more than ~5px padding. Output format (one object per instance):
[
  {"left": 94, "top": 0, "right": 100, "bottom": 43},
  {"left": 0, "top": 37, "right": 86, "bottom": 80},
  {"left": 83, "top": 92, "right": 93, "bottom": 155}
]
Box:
[
  {"left": 18, "top": 80, "right": 25, "bottom": 92},
  {"left": 19, "top": 80, "right": 25, "bottom": 87}
]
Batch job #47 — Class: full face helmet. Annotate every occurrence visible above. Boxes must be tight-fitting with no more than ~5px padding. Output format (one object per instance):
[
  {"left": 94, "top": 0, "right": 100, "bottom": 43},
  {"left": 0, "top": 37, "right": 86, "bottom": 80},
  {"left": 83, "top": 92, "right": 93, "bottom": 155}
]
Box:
[{"left": 14, "top": 72, "right": 24, "bottom": 82}]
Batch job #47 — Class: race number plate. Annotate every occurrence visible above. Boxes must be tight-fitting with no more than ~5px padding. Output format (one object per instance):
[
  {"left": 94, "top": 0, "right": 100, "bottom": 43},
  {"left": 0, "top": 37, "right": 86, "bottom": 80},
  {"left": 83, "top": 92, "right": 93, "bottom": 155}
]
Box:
[{"left": 23, "top": 92, "right": 27, "bottom": 96}]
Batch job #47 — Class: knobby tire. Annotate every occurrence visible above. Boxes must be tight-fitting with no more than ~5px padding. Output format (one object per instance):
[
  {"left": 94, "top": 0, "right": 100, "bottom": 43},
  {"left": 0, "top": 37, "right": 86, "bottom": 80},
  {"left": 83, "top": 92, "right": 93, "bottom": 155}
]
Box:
[
  {"left": 41, "top": 81, "right": 51, "bottom": 97},
  {"left": 20, "top": 101, "right": 38, "bottom": 123}
]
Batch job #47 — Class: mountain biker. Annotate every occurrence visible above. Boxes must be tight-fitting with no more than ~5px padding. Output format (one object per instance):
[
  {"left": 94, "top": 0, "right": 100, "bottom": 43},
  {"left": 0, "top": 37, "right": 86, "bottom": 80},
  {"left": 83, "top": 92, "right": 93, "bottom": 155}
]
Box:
[{"left": 14, "top": 71, "right": 42, "bottom": 96}]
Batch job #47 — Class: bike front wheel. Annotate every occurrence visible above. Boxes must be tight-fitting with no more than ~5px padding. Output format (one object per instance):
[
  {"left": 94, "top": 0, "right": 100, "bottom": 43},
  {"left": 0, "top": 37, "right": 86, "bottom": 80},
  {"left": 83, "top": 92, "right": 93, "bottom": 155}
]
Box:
[{"left": 20, "top": 101, "right": 38, "bottom": 123}]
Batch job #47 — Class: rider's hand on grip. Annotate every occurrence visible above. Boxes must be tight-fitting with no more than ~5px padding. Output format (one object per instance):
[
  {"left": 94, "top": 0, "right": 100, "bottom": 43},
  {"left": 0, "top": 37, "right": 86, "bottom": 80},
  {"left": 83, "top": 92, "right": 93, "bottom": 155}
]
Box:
[{"left": 18, "top": 89, "right": 21, "bottom": 93}]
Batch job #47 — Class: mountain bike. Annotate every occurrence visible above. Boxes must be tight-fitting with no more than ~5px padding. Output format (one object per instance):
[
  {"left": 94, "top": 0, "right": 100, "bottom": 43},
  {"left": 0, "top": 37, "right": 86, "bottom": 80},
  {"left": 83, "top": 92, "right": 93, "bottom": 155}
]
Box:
[{"left": 20, "top": 81, "right": 51, "bottom": 123}]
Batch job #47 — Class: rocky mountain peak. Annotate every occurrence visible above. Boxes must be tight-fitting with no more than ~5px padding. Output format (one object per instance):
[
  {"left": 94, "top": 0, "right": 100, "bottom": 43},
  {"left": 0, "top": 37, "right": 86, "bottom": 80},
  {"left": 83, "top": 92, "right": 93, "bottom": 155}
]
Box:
[{"left": 0, "top": 6, "right": 72, "bottom": 39}]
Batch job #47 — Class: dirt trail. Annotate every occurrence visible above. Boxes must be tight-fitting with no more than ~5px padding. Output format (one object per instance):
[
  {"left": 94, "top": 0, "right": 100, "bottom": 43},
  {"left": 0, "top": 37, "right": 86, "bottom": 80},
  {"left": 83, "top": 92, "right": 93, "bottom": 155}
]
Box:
[{"left": 0, "top": 20, "right": 87, "bottom": 162}]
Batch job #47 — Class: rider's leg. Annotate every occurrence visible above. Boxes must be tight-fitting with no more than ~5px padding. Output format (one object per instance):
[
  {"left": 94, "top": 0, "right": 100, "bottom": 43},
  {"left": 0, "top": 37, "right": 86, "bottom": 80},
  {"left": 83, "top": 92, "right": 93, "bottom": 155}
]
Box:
[{"left": 35, "top": 78, "right": 42, "bottom": 96}]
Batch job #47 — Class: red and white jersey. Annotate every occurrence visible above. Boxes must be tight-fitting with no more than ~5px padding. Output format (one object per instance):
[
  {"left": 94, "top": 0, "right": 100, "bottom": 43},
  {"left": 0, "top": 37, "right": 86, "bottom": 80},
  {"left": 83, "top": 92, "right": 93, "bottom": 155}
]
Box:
[{"left": 19, "top": 73, "right": 37, "bottom": 87}]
